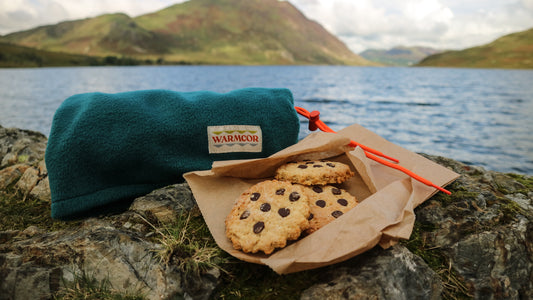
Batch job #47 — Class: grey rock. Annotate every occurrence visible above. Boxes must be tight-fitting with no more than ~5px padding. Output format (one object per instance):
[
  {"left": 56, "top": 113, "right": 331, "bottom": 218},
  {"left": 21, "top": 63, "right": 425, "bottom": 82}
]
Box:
[
  {"left": 299, "top": 155, "right": 532, "bottom": 300},
  {"left": 1, "top": 128, "right": 532, "bottom": 300},
  {"left": 414, "top": 154, "right": 533, "bottom": 299},
  {"left": 0, "top": 125, "right": 47, "bottom": 169},
  {"left": 15, "top": 166, "right": 40, "bottom": 196},
  {"left": 0, "top": 211, "right": 219, "bottom": 300},
  {"left": 0, "top": 164, "right": 29, "bottom": 190},
  {"left": 0, "top": 161, "right": 50, "bottom": 201},
  {"left": 130, "top": 183, "right": 197, "bottom": 224},
  {"left": 450, "top": 228, "right": 532, "bottom": 299},
  {"left": 301, "top": 245, "right": 443, "bottom": 300},
  {"left": 29, "top": 176, "right": 50, "bottom": 202}
]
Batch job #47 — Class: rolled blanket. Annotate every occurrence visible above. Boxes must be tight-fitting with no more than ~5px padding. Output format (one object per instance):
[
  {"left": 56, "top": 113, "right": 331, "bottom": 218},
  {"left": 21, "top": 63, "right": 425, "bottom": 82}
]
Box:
[{"left": 46, "top": 88, "right": 299, "bottom": 220}]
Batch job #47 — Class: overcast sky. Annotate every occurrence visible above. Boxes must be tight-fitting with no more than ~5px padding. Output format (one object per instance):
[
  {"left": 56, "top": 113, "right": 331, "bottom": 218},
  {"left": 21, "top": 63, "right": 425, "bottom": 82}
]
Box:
[{"left": 1, "top": 0, "right": 532, "bottom": 53}]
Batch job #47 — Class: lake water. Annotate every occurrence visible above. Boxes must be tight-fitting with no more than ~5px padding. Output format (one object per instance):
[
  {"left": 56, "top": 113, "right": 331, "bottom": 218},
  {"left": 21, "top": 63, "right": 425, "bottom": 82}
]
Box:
[{"left": 0, "top": 66, "right": 532, "bottom": 174}]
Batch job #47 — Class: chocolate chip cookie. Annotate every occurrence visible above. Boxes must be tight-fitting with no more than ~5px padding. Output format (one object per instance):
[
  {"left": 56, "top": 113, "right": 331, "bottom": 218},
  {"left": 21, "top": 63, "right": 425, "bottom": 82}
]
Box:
[
  {"left": 225, "top": 180, "right": 311, "bottom": 254},
  {"left": 275, "top": 160, "right": 354, "bottom": 186},
  {"left": 301, "top": 185, "right": 358, "bottom": 233}
]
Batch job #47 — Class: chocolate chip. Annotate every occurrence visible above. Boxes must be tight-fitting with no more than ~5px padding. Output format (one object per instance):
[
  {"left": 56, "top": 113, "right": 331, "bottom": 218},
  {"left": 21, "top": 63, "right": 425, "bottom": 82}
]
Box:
[
  {"left": 337, "top": 199, "right": 348, "bottom": 206},
  {"left": 308, "top": 213, "right": 314, "bottom": 220},
  {"left": 253, "top": 222, "right": 265, "bottom": 234},
  {"left": 250, "top": 192, "right": 261, "bottom": 201},
  {"left": 289, "top": 192, "right": 301, "bottom": 201},
  {"left": 331, "top": 210, "right": 343, "bottom": 218},
  {"left": 276, "top": 188, "right": 286, "bottom": 195},
  {"left": 326, "top": 163, "right": 336, "bottom": 168},
  {"left": 316, "top": 200, "right": 326, "bottom": 207},
  {"left": 278, "top": 208, "right": 290, "bottom": 217},
  {"left": 305, "top": 161, "right": 315, "bottom": 164},
  {"left": 240, "top": 210, "right": 250, "bottom": 219},
  {"left": 331, "top": 188, "right": 341, "bottom": 195},
  {"left": 313, "top": 164, "right": 323, "bottom": 168},
  {"left": 312, "top": 186, "right": 323, "bottom": 193},
  {"left": 260, "top": 203, "right": 271, "bottom": 212},
  {"left": 297, "top": 164, "right": 308, "bottom": 169}
]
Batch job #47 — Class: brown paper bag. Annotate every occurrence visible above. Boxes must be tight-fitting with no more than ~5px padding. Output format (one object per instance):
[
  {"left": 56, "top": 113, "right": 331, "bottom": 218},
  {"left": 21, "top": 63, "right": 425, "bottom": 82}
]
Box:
[{"left": 183, "top": 124, "right": 459, "bottom": 274}]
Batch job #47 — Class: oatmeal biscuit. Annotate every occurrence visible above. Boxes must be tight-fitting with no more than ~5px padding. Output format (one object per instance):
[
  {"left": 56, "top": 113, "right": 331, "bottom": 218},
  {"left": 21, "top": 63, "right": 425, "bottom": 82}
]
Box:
[
  {"left": 301, "top": 185, "right": 358, "bottom": 233},
  {"left": 225, "top": 180, "right": 310, "bottom": 254},
  {"left": 275, "top": 160, "right": 354, "bottom": 185}
]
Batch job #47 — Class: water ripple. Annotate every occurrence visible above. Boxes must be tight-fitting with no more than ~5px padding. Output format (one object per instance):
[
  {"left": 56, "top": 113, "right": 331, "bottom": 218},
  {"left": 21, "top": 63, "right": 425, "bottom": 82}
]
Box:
[{"left": 1, "top": 66, "right": 532, "bottom": 174}]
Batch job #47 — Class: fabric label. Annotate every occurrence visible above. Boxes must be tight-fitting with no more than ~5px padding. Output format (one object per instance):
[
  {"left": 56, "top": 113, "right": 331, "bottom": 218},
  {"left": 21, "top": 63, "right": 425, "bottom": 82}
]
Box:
[{"left": 207, "top": 125, "right": 262, "bottom": 154}]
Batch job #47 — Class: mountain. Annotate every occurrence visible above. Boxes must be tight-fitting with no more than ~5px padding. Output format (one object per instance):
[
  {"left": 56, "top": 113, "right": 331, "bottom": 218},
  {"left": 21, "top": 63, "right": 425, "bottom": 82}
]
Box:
[
  {"left": 0, "top": 0, "right": 373, "bottom": 65},
  {"left": 417, "top": 28, "right": 533, "bottom": 69},
  {"left": 360, "top": 46, "right": 442, "bottom": 66}
]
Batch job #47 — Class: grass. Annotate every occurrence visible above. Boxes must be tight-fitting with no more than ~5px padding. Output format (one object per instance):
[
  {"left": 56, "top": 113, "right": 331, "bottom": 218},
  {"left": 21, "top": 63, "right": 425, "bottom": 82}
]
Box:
[
  {"left": 0, "top": 188, "right": 81, "bottom": 232},
  {"left": 142, "top": 207, "right": 230, "bottom": 276},
  {"left": 506, "top": 173, "right": 533, "bottom": 192},
  {"left": 489, "top": 196, "right": 526, "bottom": 225},
  {"left": 140, "top": 207, "right": 322, "bottom": 299},
  {"left": 213, "top": 263, "right": 321, "bottom": 300},
  {"left": 54, "top": 270, "right": 145, "bottom": 300}
]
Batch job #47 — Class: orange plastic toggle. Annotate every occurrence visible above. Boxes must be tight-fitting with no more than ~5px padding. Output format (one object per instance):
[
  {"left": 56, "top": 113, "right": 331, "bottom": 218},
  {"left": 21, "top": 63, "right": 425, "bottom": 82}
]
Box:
[{"left": 309, "top": 110, "right": 320, "bottom": 131}]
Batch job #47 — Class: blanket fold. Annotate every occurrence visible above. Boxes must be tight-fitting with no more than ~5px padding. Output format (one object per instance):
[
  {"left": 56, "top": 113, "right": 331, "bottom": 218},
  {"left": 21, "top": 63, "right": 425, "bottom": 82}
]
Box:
[{"left": 46, "top": 88, "right": 299, "bottom": 220}]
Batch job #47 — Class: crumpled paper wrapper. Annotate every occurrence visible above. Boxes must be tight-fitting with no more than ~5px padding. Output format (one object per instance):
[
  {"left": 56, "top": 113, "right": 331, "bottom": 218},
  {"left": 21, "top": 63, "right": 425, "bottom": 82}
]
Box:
[{"left": 183, "top": 124, "right": 459, "bottom": 274}]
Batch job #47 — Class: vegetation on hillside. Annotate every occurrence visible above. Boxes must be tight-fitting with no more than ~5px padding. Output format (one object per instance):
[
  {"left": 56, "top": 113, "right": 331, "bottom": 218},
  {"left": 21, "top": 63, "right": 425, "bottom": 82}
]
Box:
[
  {"left": 417, "top": 28, "right": 533, "bottom": 69},
  {"left": 0, "top": 42, "right": 193, "bottom": 68}
]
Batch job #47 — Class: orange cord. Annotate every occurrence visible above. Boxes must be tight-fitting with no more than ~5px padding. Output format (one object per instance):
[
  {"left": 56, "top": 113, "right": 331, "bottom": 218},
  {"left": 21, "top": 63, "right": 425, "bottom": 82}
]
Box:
[
  {"left": 295, "top": 106, "right": 451, "bottom": 195},
  {"left": 297, "top": 107, "right": 400, "bottom": 163},
  {"left": 365, "top": 152, "right": 451, "bottom": 195}
]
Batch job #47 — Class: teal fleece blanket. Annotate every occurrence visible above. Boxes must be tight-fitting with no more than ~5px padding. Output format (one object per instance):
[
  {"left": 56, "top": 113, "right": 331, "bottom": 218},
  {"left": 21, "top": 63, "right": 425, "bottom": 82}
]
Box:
[{"left": 46, "top": 88, "right": 299, "bottom": 220}]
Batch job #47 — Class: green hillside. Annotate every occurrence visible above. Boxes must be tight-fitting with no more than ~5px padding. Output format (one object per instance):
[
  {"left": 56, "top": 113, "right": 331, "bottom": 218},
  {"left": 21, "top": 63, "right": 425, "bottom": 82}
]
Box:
[
  {"left": 417, "top": 28, "right": 533, "bottom": 69},
  {"left": 0, "top": 13, "right": 179, "bottom": 59},
  {"left": 0, "top": 0, "right": 373, "bottom": 66}
]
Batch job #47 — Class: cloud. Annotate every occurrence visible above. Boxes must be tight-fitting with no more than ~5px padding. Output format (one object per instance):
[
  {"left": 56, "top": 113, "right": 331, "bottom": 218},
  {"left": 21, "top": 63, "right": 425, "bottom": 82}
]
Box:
[
  {"left": 288, "top": 0, "right": 456, "bottom": 52},
  {"left": 0, "top": 0, "right": 68, "bottom": 34},
  {"left": 291, "top": 0, "right": 533, "bottom": 52},
  {"left": 0, "top": 0, "right": 182, "bottom": 35}
]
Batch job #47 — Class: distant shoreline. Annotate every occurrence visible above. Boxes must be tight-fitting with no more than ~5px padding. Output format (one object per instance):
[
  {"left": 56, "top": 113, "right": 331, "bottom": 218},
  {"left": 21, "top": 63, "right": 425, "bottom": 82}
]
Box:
[
  {"left": 3, "top": 41, "right": 532, "bottom": 70},
  {"left": 0, "top": 41, "right": 200, "bottom": 68}
]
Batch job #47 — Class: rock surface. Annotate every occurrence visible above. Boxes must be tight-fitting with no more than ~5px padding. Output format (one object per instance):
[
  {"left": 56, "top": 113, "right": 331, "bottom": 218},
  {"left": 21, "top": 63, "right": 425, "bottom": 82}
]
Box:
[
  {"left": 0, "top": 125, "right": 532, "bottom": 299},
  {"left": 0, "top": 183, "right": 218, "bottom": 300},
  {"left": 0, "top": 126, "right": 47, "bottom": 169},
  {"left": 300, "top": 245, "right": 443, "bottom": 300}
]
